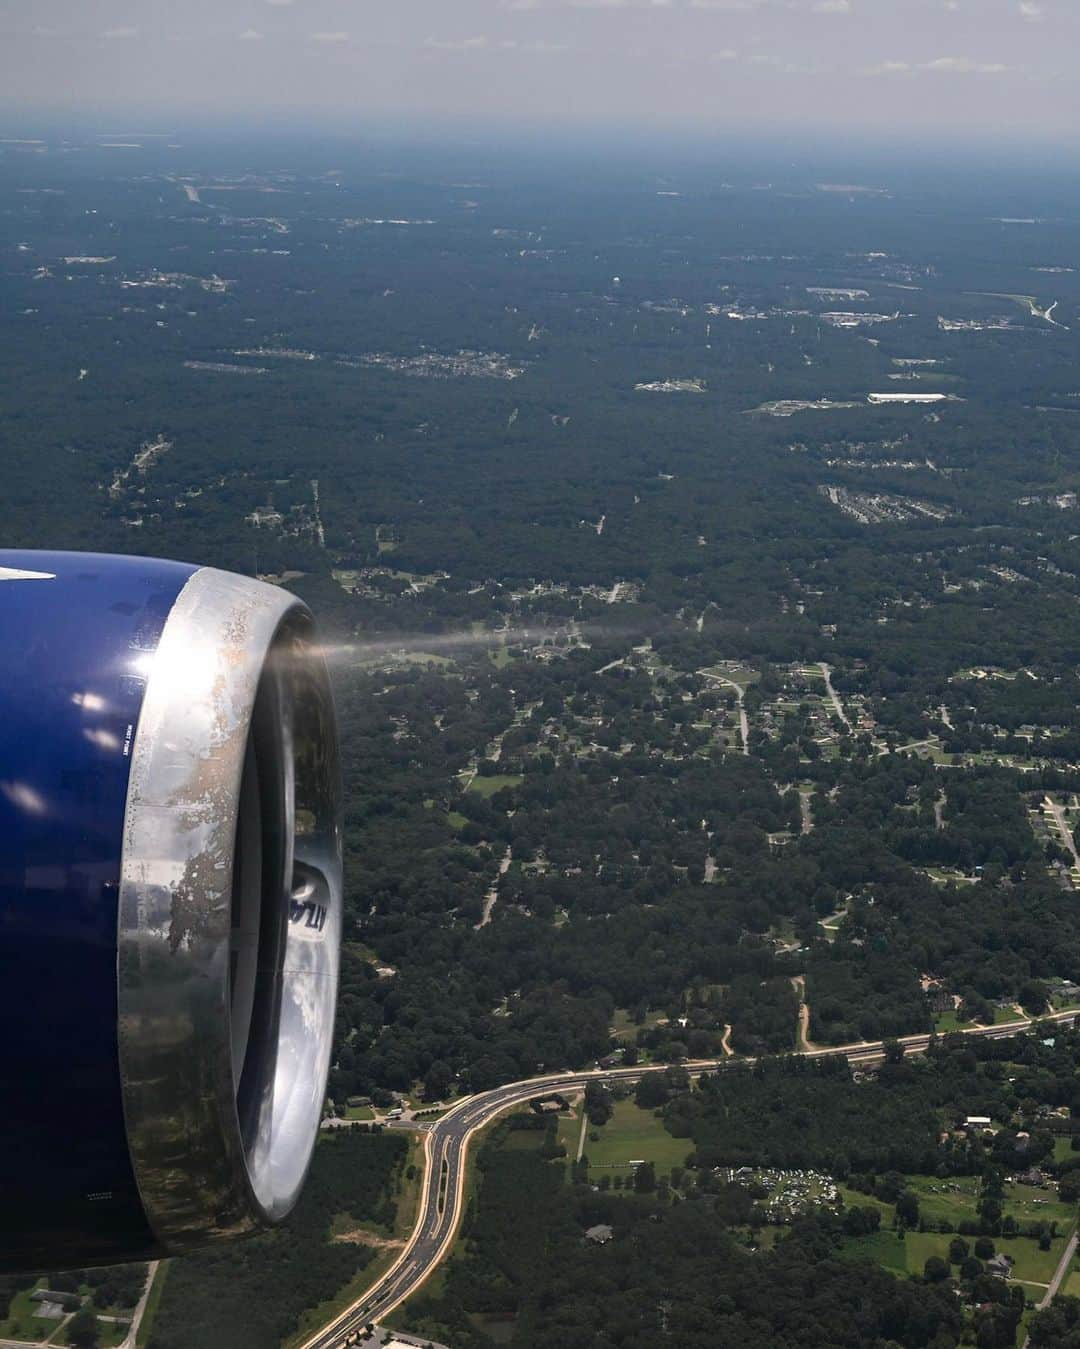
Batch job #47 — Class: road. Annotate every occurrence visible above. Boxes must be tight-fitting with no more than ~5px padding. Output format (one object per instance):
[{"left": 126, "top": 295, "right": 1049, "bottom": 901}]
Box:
[
  {"left": 698, "top": 670, "right": 749, "bottom": 755},
  {"left": 476, "top": 848, "right": 512, "bottom": 928},
  {"left": 819, "top": 662, "right": 851, "bottom": 731},
  {"left": 1043, "top": 796, "right": 1080, "bottom": 886},
  {"left": 1021, "top": 1224, "right": 1080, "bottom": 1348},
  {"left": 120, "top": 1261, "right": 159, "bottom": 1348},
  {"left": 300, "top": 1008, "right": 1080, "bottom": 1349}
]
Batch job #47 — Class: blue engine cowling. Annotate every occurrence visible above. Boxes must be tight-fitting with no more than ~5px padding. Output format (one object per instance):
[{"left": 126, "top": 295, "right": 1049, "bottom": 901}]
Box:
[{"left": 0, "top": 551, "right": 342, "bottom": 1272}]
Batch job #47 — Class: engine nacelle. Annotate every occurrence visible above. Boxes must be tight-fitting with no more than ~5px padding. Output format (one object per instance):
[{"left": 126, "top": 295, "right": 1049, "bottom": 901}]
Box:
[{"left": 0, "top": 552, "right": 342, "bottom": 1271}]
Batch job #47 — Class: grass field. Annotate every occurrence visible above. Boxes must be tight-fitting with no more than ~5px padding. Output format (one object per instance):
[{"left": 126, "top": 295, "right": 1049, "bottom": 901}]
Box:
[
  {"left": 0, "top": 1281, "right": 51, "bottom": 1342},
  {"left": 583, "top": 1100, "right": 692, "bottom": 1177},
  {"left": 610, "top": 1008, "right": 668, "bottom": 1042},
  {"left": 466, "top": 774, "right": 523, "bottom": 799},
  {"left": 844, "top": 1228, "right": 1067, "bottom": 1287},
  {"left": 1005, "top": 1183, "right": 1075, "bottom": 1229},
  {"left": 1055, "top": 1136, "right": 1079, "bottom": 1162},
  {"left": 136, "top": 1265, "right": 167, "bottom": 1348},
  {"left": 910, "top": 1231, "right": 1066, "bottom": 1285},
  {"left": 903, "top": 1175, "right": 980, "bottom": 1225},
  {"left": 355, "top": 649, "right": 455, "bottom": 670},
  {"left": 848, "top": 1175, "right": 1072, "bottom": 1233},
  {"left": 555, "top": 1096, "right": 584, "bottom": 1160},
  {"left": 837, "top": 1186, "right": 894, "bottom": 1223},
  {"left": 839, "top": 1230, "right": 908, "bottom": 1276},
  {"left": 934, "top": 1005, "right": 1025, "bottom": 1033}
]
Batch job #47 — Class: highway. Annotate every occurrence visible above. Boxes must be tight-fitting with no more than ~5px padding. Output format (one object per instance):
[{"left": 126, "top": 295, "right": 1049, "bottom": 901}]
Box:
[{"left": 299, "top": 1008, "right": 1080, "bottom": 1349}]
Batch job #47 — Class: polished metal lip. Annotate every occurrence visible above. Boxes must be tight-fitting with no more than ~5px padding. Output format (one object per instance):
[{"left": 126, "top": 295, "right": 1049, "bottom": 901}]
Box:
[{"left": 116, "top": 566, "right": 342, "bottom": 1253}]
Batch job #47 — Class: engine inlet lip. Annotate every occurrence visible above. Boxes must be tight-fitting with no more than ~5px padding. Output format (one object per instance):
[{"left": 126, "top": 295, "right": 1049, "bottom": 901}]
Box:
[{"left": 115, "top": 566, "right": 342, "bottom": 1253}]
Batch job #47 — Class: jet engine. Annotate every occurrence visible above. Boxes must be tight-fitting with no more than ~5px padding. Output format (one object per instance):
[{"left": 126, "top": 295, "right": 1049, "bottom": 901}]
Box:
[{"left": 0, "top": 551, "right": 342, "bottom": 1272}]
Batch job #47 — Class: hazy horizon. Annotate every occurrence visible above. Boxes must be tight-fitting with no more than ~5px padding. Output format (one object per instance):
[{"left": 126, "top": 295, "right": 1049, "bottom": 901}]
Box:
[{"left": 2, "top": 0, "right": 1078, "bottom": 146}]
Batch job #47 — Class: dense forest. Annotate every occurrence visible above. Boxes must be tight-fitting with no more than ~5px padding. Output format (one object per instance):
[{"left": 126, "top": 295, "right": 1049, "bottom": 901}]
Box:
[{"left": 146, "top": 1131, "right": 407, "bottom": 1349}]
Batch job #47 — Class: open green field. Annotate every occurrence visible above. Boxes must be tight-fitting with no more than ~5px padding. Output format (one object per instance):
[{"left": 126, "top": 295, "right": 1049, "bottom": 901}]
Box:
[
  {"left": 934, "top": 1005, "right": 1025, "bottom": 1033},
  {"left": 860, "top": 1175, "right": 1072, "bottom": 1232},
  {"left": 700, "top": 665, "right": 760, "bottom": 689},
  {"left": 355, "top": 649, "right": 455, "bottom": 670},
  {"left": 907, "top": 1231, "right": 1065, "bottom": 1286},
  {"left": 1054, "top": 1136, "right": 1078, "bottom": 1162},
  {"left": 555, "top": 1097, "right": 583, "bottom": 1159},
  {"left": 583, "top": 1100, "right": 692, "bottom": 1177},
  {"left": 610, "top": 1007, "right": 668, "bottom": 1042},
  {"left": 839, "top": 1230, "right": 908, "bottom": 1276},
  {"left": 1005, "top": 1183, "right": 1075, "bottom": 1229},
  {"left": 466, "top": 774, "right": 524, "bottom": 798},
  {"left": 0, "top": 1282, "right": 51, "bottom": 1342},
  {"left": 837, "top": 1186, "right": 893, "bottom": 1223},
  {"left": 900, "top": 1175, "right": 980, "bottom": 1225},
  {"left": 844, "top": 1228, "right": 1067, "bottom": 1287}
]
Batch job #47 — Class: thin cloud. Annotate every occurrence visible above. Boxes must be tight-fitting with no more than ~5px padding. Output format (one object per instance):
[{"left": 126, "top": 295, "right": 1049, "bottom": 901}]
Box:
[
  {"left": 922, "top": 55, "right": 1009, "bottom": 73},
  {"left": 811, "top": 0, "right": 851, "bottom": 12},
  {"left": 101, "top": 26, "right": 138, "bottom": 40},
  {"left": 238, "top": 29, "right": 264, "bottom": 41},
  {"left": 310, "top": 31, "right": 350, "bottom": 43},
  {"left": 425, "top": 35, "right": 490, "bottom": 50},
  {"left": 1019, "top": 1, "right": 1043, "bottom": 19}
]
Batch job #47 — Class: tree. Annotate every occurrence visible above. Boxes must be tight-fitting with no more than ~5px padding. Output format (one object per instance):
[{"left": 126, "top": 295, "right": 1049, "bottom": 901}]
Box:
[
  {"left": 949, "top": 1236, "right": 970, "bottom": 1264},
  {"left": 634, "top": 1162, "right": 657, "bottom": 1194},
  {"left": 585, "top": 1081, "right": 613, "bottom": 1126},
  {"left": 1060, "top": 1172, "right": 1080, "bottom": 1205},
  {"left": 635, "top": 1075, "right": 670, "bottom": 1109},
  {"left": 67, "top": 1308, "right": 99, "bottom": 1349},
  {"left": 924, "top": 1256, "right": 950, "bottom": 1283},
  {"left": 974, "top": 1236, "right": 995, "bottom": 1259},
  {"left": 423, "top": 1059, "right": 453, "bottom": 1102},
  {"left": 895, "top": 1191, "right": 919, "bottom": 1227}
]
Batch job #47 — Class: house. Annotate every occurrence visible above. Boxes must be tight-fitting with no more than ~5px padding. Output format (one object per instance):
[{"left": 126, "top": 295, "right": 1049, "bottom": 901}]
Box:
[
  {"left": 965, "top": 1116, "right": 993, "bottom": 1131},
  {"left": 30, "top": 1290, "right": 81, "bottom": 1318},
  {"left": 924, "top": 982, "right": 954, "bottom": 1014},
  {"left": 1018, "top": 1168, "right": 1046, "bottom": 1188},
  {"left": 585, "top": 1224, "right": 614, "bottom": 1245},
  {"left": 370, "top": 1332, "right": 451, "bottom": 1349},
  {"left": 986, "top": 1253, "right": 1014, "bottom": 1279}
]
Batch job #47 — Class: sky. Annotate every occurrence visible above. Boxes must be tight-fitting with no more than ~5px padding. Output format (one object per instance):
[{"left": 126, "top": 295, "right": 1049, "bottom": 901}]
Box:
[{"left": 1, "top": 0, "right": 1077, "bottom": 143}]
